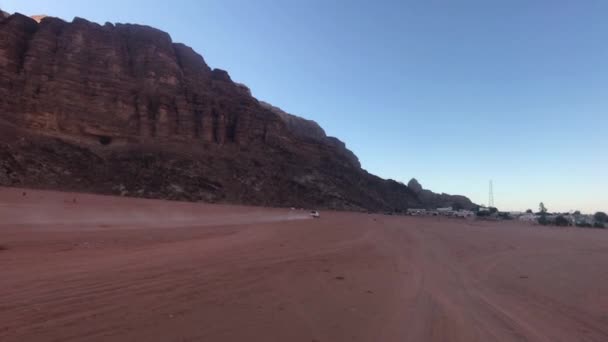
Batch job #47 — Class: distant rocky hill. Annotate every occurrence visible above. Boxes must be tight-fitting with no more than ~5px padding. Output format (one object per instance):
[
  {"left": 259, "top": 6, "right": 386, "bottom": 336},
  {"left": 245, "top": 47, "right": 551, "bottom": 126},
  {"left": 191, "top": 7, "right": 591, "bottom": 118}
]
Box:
[{"left": 0, "top": 10, "right": 475, "bottom": 211}]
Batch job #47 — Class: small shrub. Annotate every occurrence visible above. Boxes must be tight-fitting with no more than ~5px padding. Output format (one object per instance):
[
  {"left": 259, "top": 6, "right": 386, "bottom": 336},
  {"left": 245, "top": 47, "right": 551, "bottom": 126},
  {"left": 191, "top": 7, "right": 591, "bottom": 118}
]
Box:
[
  {"left": 477, "top": 210, "right": 490, "bottom": 217},
  {"left": 593, "top": 222, "right": 606, "bottom": 229},
  {"left": 498, "top": 212, "right": 513, "bottom": 220},
  {"left": 594, "top": 212, "right": 608, "bottom": 223},
  {"left": 554, "top": 215, "right": 569, "bottom": 227}
]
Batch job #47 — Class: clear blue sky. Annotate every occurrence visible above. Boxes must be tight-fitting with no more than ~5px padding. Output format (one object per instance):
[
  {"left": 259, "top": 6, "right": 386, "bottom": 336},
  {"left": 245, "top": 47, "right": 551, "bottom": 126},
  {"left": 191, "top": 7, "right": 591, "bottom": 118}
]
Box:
[{"left": 3, "top": 0, "right": 607, "bottom": 213}]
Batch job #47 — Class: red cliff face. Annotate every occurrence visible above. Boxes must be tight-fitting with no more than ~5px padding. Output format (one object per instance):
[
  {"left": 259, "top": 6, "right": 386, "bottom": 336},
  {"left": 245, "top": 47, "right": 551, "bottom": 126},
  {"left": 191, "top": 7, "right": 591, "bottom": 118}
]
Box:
[
  {"left": 0, "top": 13, "right": 287, "bottom": 147},
  {"left": 0, "top": 11, "right": 472, "bottom": 211}
]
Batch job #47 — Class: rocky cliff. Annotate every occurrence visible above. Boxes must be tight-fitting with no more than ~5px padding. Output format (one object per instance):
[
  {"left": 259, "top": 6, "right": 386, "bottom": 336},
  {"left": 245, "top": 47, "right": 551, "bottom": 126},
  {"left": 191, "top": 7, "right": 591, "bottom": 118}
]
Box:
[
  {"left": 0, "top": 12, "right": 285, "bottom": 147},
  {"left": 0, "top": 10, "right": 474, "bottom": 211}
]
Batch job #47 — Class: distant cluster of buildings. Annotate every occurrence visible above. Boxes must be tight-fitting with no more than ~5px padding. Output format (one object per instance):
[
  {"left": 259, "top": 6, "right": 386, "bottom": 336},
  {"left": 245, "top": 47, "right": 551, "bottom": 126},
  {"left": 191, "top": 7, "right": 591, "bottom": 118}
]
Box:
[
  {"left": 511, "top": 211, "right": 601, "bottom": 227},
  {"left": 404, "top": 207, "right": 605, "bottom": 228},
  {"left": 406, "top": 207, "right": 475, "bottom": 218}
]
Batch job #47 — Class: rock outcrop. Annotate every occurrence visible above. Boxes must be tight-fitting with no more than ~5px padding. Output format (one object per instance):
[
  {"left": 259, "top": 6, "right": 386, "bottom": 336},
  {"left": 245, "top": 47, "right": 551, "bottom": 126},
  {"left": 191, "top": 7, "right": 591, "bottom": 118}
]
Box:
[
  {"left": 0, "top": 10, "right": 474, "bottom": 211},
  {"left": 30, "top": 15, "right": 47, "bottom": 23},
  {"left": 259, "top": 101, "right": 360, "bottom": 168},
  {"left": 407, "top": 178, "right": 476, "bottom": 210},
  {"left": 260, "top": 101, "right": 327, "bottom": 141}
]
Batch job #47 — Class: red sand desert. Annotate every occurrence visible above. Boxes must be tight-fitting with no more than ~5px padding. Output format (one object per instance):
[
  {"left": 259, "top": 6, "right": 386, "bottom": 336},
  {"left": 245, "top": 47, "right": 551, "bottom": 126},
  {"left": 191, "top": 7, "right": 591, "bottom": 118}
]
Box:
[{"left": 1, "top": 187, "right": 607, "bottom": 342}]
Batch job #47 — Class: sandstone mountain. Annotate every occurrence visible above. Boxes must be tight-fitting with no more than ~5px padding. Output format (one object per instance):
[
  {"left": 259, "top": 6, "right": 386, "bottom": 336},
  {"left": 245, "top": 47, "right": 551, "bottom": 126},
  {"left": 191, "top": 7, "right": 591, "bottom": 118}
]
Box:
[{"left": 0, "top": 10, "right": 475, "bottom": 211}]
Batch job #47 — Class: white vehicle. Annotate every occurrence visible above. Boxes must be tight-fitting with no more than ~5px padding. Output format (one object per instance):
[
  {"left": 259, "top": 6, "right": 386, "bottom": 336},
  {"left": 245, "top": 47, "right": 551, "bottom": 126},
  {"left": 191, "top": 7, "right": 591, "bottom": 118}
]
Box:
[{"left": 310, "top": 210, "right": 320, "bottom": 218}]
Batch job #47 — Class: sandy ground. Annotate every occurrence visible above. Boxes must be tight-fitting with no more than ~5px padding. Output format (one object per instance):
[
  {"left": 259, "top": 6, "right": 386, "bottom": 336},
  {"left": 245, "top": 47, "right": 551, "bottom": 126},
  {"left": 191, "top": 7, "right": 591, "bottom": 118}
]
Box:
[{"left": 1, "top": 188, "right": 608, "bottom": 342}]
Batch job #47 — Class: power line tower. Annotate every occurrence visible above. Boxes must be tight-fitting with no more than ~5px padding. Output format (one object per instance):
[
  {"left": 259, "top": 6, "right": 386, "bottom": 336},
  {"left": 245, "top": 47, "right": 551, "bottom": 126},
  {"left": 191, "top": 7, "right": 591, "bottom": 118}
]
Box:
[{"left": 489, "top": 180, "right": 495, "bottom": 208}]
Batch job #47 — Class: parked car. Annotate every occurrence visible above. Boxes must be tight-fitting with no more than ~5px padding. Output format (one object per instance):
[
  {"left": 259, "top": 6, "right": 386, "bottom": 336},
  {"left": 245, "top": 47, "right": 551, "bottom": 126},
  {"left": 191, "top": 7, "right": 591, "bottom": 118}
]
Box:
[{"left": 310, "top": 210, "right": 320, "bottom": 218}]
